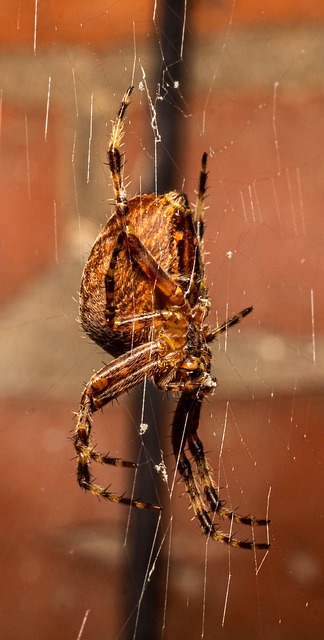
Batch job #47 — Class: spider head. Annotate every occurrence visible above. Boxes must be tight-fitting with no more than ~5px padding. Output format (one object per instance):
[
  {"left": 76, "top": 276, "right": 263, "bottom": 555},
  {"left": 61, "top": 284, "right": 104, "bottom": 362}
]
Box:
[{"left": 176, "top": 355, "right": 217, "bottom": 394}]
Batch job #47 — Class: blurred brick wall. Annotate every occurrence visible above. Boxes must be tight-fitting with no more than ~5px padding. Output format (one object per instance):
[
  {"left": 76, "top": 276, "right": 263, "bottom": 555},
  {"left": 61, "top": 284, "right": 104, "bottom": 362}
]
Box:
[{"left": 0, "top": 2, "right": 323, "bottom": 640}]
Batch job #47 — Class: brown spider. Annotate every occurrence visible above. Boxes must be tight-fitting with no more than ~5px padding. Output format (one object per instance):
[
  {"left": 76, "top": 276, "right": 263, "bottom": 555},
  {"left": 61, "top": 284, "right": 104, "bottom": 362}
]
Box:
[{"left": 74, "top": 86, "right": 270, "bottom": 550}]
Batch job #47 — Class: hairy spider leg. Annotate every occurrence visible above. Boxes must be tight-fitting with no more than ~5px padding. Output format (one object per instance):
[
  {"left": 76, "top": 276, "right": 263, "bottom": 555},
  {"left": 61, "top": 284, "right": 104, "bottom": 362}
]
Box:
[
  {"left": 172, "top": 391, "right": 270, "bottom": 550},
  {"left": 104, "top": 230, "right": 129, "bottom": 326},
  {"left": 107, "top": 85, "right": 134, "bottom": 216},
  {"left": 194, "top": 151, "right": 208, "bottom": 242},
  {"left": 75, "top": 341, "right": 165, "bottom": 509},
  {"left": 185, "top": 396, "right": 270, "bottom": 527},
  {"left": 206, "top": 306, "right": 253, "bottom": 342}
]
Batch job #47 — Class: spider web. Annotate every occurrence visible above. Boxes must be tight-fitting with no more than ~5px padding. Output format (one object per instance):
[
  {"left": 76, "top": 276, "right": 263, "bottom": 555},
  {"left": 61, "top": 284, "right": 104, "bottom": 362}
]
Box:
[{"left": 0, "top": 1, "right": 323, "bottom": 639}]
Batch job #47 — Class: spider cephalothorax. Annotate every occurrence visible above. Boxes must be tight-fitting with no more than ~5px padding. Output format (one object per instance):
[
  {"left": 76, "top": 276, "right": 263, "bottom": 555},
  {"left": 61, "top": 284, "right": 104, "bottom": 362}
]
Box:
[{"left": 74, "top": 86, "right": 270, "bottom": 550}]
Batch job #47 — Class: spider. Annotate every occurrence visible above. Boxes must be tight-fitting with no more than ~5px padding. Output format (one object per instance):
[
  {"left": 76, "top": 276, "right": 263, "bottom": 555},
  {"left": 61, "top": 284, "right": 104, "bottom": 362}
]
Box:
[{"left": 74, "top": 86, "right": 270, "bottom": 550}]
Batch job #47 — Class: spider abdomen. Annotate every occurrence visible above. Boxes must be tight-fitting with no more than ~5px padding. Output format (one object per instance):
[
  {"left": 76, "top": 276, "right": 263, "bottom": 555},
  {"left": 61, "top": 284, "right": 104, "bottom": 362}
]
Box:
[{"left": 80, "top": 191, "right": 203, "bottom": 357}]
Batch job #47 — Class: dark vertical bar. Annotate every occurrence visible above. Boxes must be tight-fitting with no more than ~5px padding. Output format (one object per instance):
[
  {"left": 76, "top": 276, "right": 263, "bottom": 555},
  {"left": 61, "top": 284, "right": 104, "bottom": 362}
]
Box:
[
  {"left": 125, "top": 2, "right": 189, "bottom": 639},
  {"left": 124, "top": 385, "right": 166, "bottom": 640},
  {"left": 155, "top": 2, "right": 188, "bottom": 193}
]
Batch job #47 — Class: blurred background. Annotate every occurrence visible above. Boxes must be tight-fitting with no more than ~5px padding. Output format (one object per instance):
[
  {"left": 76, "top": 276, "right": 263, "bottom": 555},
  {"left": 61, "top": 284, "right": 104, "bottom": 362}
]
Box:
[{"left": 0, "top": 1, "right": 323, "bottom": 638}]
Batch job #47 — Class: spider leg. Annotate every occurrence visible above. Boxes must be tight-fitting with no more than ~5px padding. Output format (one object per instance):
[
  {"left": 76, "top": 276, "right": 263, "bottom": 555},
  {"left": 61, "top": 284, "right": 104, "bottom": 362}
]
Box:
[
  {"left": 206, "top": 306, "right": 253, "bottom": 342},
  {"left": 194, "top": 151, "right": 208, "bottom": 242},
  {"left": 172, "top": 391, "right": 270, "bottom": 549},
  {"left": 108, "top": 86, "right": 133, "bottom": 216},
  {"left": 74, "top": 340, "right": 164, "bottom": 510},
  {"left": 186, "top": 403, "right": 270, "bottom": 526},
  {"left": 104, "top": 230, "right": 128, "bottom": 326}
]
